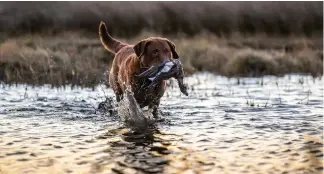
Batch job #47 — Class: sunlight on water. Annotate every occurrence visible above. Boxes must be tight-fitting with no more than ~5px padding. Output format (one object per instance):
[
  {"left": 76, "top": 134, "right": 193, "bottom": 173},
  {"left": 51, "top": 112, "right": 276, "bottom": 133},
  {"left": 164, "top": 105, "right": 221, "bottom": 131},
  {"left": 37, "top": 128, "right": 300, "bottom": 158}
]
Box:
[{"left": 0, "top": 73, "right": 323, "bottom": 174}]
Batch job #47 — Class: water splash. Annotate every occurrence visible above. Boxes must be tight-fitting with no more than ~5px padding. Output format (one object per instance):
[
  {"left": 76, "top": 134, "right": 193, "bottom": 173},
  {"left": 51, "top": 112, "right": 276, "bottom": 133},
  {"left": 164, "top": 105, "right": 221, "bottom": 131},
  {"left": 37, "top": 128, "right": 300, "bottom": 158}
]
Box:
[{"left": 116, "top": 86, "right": 155, "bottom": 131}]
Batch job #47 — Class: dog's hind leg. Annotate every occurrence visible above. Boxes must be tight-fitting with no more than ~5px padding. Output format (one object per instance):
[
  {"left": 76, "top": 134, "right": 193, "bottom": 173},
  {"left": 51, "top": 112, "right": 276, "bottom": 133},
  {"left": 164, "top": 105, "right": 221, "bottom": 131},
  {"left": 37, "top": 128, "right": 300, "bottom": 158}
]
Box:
[
  {"left": 114, "top": 84, "right": 123, "bottom": 102},
  {"left": 116, "top": 92, "right": 123, "bottom": 102}
]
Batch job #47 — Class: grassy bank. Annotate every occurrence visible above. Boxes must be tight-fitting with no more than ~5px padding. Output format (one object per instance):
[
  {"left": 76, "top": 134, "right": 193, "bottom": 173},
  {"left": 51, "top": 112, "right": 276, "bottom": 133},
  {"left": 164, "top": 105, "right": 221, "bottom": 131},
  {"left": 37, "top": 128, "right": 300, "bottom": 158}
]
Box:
[{"left": 0, "top": 31, "right": 322, "bottom": 87}]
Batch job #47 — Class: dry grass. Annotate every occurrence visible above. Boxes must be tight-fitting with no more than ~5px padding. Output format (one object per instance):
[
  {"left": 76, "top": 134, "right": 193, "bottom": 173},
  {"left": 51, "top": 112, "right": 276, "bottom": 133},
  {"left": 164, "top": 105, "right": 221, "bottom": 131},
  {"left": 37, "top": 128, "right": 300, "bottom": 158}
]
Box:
[
  {"left": 0, "top": 31, "right": 322, "bottom": 87},
  {"left": 0, "top": 32, "right": 112, "bottom": 87},
  {"left": 169, "top": 32, "right": 323, "bottom": 77}
]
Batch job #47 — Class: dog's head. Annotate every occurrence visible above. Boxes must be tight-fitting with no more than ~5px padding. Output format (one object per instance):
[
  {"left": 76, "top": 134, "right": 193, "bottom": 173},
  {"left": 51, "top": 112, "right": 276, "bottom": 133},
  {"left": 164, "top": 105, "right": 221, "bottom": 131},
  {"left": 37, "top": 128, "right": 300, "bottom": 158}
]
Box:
[{"left": 133, "top": 37, "right": 179, "bottom": 68}]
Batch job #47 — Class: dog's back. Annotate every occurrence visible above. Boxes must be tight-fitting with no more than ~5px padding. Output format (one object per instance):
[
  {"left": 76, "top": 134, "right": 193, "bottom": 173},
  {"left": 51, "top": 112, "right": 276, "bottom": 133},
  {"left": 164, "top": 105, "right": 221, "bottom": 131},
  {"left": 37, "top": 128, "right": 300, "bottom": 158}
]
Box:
[{"left": 99, "top": 21, "right": 138, "bottom": 101}]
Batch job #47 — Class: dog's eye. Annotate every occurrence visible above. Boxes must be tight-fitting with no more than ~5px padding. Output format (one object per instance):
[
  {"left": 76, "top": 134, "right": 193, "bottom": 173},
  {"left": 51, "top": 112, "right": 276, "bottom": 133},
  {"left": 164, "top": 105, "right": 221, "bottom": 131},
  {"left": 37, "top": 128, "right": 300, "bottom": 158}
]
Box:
[{"left": 152, "top": 49, "right": 159, "bottom": 54}]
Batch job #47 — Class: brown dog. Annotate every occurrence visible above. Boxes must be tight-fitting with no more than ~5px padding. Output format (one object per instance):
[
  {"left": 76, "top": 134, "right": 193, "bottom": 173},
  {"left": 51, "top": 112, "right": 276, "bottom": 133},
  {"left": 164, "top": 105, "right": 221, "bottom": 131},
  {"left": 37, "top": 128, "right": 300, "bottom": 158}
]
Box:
[{"left": 98, "top": 21, "right": 179, "bottom": 117}]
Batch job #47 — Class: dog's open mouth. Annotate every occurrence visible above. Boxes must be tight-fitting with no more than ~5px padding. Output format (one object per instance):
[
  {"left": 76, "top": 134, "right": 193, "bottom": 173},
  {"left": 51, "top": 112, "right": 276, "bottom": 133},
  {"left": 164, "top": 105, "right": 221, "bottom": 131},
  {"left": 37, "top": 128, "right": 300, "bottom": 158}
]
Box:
[{"left": 136, "top": 59, "right": 189, "bottom": 96}]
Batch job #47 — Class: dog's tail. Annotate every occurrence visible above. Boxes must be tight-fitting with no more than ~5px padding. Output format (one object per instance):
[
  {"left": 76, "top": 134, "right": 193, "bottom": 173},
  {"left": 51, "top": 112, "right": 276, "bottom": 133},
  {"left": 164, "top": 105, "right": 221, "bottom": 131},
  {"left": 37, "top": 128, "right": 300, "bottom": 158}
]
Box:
[{"left": 99, "top": 21, "right": 127, "bottom": 54}]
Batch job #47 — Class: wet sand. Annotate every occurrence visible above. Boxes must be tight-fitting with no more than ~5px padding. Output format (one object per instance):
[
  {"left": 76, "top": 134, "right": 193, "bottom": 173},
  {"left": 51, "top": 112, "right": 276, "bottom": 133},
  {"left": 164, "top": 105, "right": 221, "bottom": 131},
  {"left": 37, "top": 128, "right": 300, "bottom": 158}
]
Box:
[{"left": 0, "top": 73, "right": 323, "bottom": 174}]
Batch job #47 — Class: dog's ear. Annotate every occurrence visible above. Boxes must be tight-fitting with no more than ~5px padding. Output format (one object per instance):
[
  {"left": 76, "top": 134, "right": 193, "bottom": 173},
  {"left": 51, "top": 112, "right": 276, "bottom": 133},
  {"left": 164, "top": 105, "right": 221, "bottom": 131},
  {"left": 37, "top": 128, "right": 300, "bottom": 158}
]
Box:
[
  {"left": 133, "top": 40, "right": 151, "bottom": 58},
  {"left": 166, "top": 40, "right": 179, "bottom": 59}
]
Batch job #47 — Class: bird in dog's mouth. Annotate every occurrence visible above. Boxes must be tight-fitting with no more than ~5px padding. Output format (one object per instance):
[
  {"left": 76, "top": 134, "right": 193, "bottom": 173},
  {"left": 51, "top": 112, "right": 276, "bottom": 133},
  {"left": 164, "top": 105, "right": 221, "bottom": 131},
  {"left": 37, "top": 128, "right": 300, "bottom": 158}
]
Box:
[{"left": 136, "top": 59, "right": 189, "bottom": 96}]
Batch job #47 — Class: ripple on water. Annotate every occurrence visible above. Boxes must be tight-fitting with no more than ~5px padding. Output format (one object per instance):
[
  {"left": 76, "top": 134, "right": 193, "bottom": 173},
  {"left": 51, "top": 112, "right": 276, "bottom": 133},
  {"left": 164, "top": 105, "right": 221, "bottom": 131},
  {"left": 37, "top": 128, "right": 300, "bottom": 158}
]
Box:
[{"left": 0, "top": 74, "right": 323, "bottom": 174}]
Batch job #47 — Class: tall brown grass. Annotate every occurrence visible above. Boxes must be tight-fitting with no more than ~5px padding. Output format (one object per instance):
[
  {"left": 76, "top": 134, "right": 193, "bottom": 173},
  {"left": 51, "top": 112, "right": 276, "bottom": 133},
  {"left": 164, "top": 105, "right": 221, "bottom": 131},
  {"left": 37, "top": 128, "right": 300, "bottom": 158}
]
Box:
[{"left": 0, "top": 31, "right": 322, "bottom": 87}]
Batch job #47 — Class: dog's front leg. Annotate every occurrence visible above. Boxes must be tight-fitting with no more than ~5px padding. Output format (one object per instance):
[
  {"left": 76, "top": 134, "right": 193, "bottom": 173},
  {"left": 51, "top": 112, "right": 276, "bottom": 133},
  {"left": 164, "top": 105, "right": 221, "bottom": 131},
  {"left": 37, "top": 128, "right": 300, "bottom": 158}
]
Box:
[{"left": 149, "top": 101, "right": 161, "bottom": 119}]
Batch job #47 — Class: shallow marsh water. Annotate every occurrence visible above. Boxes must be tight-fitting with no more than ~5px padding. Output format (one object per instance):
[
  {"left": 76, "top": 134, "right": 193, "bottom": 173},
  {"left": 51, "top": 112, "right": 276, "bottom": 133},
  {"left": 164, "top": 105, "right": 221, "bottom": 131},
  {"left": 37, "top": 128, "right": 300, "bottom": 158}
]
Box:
[{"left": 0, "top": 72, "right": 323, "bottom": 174}]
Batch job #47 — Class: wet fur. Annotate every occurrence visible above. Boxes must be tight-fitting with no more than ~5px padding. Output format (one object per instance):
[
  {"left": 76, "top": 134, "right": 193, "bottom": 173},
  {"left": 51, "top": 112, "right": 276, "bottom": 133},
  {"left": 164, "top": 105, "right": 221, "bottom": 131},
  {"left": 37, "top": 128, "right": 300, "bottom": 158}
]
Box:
[{"left": 98, "top": 21, "right": 179, "bottom": 117}]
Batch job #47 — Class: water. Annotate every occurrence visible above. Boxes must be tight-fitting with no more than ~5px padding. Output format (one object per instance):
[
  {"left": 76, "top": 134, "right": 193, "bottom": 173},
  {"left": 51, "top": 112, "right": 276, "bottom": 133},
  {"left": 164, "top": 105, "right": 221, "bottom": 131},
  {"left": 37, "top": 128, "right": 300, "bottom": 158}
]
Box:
[{"left": 0, "top": 73, "right": 323, "bottom": 174}]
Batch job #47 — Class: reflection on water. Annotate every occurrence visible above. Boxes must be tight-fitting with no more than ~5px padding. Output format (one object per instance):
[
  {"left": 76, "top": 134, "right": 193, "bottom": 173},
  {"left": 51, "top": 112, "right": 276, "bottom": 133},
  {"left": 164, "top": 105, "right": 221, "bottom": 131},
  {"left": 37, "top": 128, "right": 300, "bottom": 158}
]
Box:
[
  {"left": 96, "top": 126, "right": 175, "bottom": 174},
  {"left": 0, "top": 73, "right": 323, "bottom": 174}
]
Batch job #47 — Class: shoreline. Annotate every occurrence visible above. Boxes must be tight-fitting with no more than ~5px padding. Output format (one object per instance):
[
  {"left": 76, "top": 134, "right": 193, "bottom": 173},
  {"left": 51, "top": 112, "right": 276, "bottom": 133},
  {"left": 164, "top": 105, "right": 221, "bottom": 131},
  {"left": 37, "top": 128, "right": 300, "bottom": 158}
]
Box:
[{"left": 0, "top": 31, "right": 322, "bottom": 87}]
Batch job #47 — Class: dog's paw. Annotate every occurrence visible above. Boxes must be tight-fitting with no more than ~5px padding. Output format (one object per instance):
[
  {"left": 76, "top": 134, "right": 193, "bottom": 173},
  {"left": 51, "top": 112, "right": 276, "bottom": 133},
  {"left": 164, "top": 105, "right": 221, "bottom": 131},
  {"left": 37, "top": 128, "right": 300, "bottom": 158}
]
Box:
[
  {"left": 97, "top": 97, "right": 116, "bottom": 115},
  {"left": 155, "top": 117, "right": 166, "bottom": 122}
]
